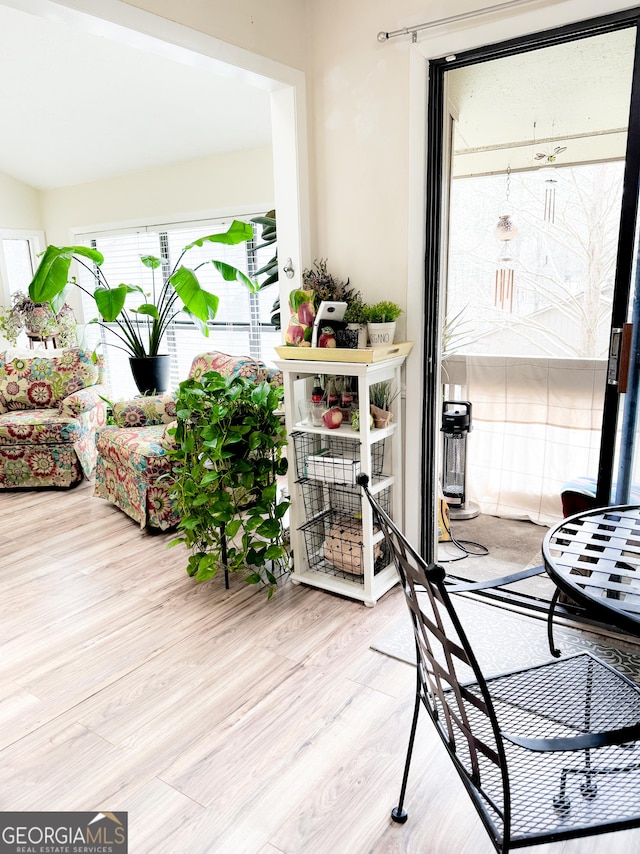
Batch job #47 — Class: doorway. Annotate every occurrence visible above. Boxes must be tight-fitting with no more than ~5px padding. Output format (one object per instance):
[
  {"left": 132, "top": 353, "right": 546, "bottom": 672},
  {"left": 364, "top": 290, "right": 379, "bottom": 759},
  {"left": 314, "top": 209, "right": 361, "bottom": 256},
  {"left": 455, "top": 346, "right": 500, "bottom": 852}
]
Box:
[{"left": 422, "top": 10, "right": 640, "bottom": 569}]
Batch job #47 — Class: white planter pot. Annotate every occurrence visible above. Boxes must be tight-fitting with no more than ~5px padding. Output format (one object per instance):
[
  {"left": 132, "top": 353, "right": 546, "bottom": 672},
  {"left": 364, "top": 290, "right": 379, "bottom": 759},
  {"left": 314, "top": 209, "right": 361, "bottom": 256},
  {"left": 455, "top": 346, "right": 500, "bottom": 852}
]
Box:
[{"left": 367, "top": 321, "right": 396, "bottom": 348}]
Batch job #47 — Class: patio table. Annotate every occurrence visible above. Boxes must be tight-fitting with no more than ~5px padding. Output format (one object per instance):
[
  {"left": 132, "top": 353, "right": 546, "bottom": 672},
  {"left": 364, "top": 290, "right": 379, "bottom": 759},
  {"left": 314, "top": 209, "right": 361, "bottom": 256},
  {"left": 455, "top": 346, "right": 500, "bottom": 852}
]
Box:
[{"left": 542, "top": 504, "right": 640, "bottom": 651}]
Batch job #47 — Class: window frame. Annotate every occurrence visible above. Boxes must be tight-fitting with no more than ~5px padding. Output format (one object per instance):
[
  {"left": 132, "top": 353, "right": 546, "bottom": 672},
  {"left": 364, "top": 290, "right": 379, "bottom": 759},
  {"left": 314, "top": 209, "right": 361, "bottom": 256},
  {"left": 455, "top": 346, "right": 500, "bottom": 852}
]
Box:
[{"left": 0, "top": 229, "right": 46, "bottom": 304}]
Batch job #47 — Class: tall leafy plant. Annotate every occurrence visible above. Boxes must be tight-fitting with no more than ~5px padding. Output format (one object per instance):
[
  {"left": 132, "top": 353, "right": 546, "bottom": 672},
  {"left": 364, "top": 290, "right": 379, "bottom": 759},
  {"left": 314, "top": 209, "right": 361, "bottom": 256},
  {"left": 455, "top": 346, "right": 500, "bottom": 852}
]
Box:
[
  {"left": 167, "top": 371, "right": 290, "bottom": 596},
  {"left": 251, "top": 209, "right": 278, "bottom": 288},
  {"left": 251, "top": 209, "right": 281, "bottom": 328},
  {"left": 28, "top": 220, "right": 257, "bottom": 358}
]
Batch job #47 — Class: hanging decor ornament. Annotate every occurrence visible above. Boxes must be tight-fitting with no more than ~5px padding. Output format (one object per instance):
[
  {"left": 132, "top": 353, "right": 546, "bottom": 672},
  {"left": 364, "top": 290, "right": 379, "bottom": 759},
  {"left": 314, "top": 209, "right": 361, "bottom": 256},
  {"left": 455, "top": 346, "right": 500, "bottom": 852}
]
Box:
[
  {"left": 535, "top": 145, "right": 567, "bottom": 224},
  {"left": 494, "top": 167, "right": 518, "bottom": 312}
]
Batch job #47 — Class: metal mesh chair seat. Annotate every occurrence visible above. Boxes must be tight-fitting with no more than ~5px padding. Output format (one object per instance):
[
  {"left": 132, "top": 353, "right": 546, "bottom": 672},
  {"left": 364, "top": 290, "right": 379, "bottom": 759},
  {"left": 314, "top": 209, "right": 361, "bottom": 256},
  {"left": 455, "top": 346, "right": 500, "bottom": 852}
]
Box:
[
  {"left": 357, "top": 474, "right": 640, "bottom": 853},
  {"left": 458, "top": 655, "right": 640, "bottom": 843}
]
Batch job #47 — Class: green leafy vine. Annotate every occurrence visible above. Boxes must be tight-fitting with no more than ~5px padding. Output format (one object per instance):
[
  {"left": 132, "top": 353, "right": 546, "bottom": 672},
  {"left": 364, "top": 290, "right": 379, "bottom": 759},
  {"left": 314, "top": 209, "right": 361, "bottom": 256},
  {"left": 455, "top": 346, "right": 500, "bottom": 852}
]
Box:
[{"left": 167, "top": 371, "right": 290, "bottom": 596}]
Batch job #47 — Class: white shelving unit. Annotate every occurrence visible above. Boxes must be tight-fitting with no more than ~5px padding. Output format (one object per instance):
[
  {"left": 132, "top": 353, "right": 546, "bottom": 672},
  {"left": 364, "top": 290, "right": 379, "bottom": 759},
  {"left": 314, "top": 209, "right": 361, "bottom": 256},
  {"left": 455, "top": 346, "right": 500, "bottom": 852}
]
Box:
[{"left": 275, "top": 354, "right": 407, "bottom": 606}]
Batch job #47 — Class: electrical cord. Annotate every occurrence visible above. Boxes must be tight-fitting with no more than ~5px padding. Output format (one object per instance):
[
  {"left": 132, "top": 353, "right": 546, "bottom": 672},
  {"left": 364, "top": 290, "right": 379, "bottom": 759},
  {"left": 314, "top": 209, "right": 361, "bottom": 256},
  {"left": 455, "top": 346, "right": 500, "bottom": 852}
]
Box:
[{"left": 438, "top": 510, "right": 489, "bottom": 563}]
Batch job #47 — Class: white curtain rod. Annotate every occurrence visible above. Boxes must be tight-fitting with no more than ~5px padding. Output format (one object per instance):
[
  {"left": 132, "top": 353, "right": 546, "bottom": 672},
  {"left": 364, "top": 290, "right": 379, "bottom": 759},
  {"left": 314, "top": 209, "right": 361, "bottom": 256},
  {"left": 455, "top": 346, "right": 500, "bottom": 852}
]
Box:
[{"left": 377, "top": 0, "right": 540, "bottom": 42}]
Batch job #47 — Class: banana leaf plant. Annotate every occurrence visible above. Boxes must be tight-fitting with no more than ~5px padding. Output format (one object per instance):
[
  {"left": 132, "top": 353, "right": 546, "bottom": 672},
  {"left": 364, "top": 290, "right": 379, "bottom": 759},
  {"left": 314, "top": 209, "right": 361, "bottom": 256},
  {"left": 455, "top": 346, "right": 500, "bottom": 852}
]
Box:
[
  {"left": 251, "top": 209, "right": 278, "bottom": 288},
  {"left": 28, "top": 220, "right": 258, "bottom": 358},
  {"left": 251, "top": 209, "right": 280, "bottom": 328}
]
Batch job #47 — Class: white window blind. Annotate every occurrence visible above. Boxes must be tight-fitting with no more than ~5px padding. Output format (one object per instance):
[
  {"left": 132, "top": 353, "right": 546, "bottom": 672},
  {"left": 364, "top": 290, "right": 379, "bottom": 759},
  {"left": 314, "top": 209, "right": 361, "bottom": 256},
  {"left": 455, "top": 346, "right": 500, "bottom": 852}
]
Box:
[{"left": 75, "top": 216, "right": 279, "bottom": 399}]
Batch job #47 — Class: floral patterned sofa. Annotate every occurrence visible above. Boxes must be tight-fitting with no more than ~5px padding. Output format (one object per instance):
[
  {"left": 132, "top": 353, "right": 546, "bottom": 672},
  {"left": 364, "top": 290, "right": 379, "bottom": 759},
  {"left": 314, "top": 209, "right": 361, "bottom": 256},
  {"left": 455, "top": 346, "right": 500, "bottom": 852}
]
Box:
[
  {"left": 0, "top": 348, "right": 107, "bottom": 488},
  {"left": 94, "top": 351, "right": 283, "bottom": 530}
]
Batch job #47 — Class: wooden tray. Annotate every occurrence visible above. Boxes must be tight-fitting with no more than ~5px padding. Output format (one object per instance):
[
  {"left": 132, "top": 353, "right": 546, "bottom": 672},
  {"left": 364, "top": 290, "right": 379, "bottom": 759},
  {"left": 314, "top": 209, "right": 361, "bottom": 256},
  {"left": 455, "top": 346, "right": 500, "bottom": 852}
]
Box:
[{"left": 274, "top": 342, "right": 413, "bottom": 363}]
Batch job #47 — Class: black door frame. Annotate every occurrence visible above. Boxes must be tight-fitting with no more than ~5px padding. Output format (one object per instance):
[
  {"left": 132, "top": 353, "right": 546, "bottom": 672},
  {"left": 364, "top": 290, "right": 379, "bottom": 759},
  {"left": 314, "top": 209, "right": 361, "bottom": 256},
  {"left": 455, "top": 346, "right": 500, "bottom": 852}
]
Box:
[{"left": 422, "top": 8, "right": 640, "bottom": 559}]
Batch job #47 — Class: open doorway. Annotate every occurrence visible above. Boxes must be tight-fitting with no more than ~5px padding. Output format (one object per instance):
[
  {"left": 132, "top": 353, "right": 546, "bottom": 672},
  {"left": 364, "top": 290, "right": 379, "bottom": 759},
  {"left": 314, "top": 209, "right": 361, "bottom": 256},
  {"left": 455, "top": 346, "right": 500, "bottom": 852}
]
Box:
[
  {"left": 0, "top": 0, "right": 308, "bottom": 367},
  {"left": 421, "top": 10, "right": 640, "bottom": 614},
  {"left": 442, "top": 26, "right": 635, "bottom": 526}
]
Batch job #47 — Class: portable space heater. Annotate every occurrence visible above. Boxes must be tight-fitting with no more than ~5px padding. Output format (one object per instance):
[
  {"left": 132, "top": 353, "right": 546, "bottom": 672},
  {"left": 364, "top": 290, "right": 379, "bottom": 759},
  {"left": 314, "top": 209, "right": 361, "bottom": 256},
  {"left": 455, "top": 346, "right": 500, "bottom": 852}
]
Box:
[{"left": 441, "top": 400, "right": 479, "bottom": 520}]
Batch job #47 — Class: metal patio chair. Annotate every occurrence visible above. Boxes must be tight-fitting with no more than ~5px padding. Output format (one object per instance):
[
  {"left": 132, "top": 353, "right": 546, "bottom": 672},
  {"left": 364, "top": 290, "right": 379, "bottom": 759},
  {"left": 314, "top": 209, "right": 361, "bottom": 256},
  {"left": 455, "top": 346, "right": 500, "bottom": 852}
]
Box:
[{"left": 357, "top": 474, "right": 640, "bottom": 853}]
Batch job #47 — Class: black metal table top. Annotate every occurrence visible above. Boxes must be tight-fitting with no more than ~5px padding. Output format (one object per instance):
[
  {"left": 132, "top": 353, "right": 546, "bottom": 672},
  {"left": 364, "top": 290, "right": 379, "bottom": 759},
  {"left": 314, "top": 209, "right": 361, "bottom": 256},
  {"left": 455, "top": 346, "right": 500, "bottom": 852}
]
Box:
[{"left": 542, "top": 504, "right": 640, "bottom": 636}]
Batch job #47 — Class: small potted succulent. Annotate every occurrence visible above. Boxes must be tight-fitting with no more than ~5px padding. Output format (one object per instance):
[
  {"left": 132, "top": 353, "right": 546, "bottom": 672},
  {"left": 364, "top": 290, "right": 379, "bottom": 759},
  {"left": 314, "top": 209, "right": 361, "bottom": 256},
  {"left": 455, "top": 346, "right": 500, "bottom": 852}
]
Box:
[{"left": 362, "top": 300, "right": 403, "bottom": 348}]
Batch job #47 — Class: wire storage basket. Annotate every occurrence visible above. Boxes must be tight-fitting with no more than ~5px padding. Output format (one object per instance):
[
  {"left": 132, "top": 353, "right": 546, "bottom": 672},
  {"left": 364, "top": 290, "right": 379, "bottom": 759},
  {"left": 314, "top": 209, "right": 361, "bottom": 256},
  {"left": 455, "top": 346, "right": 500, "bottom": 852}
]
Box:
[
  {"left": 291, "top": 431, "right": 386, "bottom": 484},
  {"left": 299, "top": 483, "right": 392, "bottom": 582}
]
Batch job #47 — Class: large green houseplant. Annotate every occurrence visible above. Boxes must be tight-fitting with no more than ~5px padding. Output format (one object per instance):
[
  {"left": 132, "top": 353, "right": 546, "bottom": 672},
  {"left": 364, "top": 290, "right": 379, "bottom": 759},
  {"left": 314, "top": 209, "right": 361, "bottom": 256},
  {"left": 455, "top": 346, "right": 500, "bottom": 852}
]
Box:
[
  {"left": 168, "top": 370, "right": 290, "bottom": 596},
  {"left": 28, "top": 220, "right": 257, "bottom": 392}
]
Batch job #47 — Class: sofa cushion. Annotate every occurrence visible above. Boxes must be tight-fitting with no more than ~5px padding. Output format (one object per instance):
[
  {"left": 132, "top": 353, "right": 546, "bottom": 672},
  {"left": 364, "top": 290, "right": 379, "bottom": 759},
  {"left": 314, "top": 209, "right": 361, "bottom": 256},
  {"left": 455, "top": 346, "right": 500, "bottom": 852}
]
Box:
[
  {"left": 0, "top": 349, "right": 101, "bottom": 411},
  {"left": 112, "top": 394, "right": 177, "bottom": 428},
  {"left": 188, "top": 352, "right": 271, "bottom": 383},
  {"left": 0, "top": 408, "right": 81, "bottom": 444},
  {"left": 95, "top": 424, "right": 173, "bottom": 484}
]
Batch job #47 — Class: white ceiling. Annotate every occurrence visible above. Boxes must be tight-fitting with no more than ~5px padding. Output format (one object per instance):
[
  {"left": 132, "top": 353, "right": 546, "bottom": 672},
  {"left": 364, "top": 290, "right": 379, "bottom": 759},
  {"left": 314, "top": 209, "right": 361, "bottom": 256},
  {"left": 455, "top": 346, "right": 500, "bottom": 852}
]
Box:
[
  {"left": 447, "top": 26, "right": 636, "bottom": 176},
  {"left": 0, "top": 4, "right": 273, "bottom": 190},
  {"left": 5, "top": 7, "right": 633, "bottom": 191}
]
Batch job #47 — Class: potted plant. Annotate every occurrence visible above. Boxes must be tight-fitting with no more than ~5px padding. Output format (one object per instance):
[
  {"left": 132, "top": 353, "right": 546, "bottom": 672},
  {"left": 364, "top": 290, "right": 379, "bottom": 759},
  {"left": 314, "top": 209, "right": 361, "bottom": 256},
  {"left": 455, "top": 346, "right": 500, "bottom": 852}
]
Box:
[
  {"left": 0, "top": 291, "right": 78, "bottom": 347},
  {"left": 0, "top": 303, "right": 24, "bottom": 346},
  {"left": 168, "top": 370, "right": 290, "bottom": 596},
  {"left": 362, "top": 300, "right": 403, "bottom": 348},
  {"left": 369, "top": 380, "right": 400, "bottom": 428},
  {"left": 285, "top": 258, "right": 364, "bottom": 348},
  {"left": 250, "top": 209, "right": 285, "bottom": 331},
  {"left": 28, "top": 220, "right": 256, "bottom": 394},
  {"left": 302, "top": 258, "right": 355, "bottom": 303},
  {"left": 342, "top": 293, "right": 368, "bottom": 348}
]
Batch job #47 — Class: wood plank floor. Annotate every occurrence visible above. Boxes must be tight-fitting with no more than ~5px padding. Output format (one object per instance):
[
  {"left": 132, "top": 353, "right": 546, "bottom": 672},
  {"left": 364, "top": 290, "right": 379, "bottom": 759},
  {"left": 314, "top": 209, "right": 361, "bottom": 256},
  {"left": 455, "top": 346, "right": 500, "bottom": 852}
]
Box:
[{"left": 1, "top": 481, "right": 639, "bottom": 853}]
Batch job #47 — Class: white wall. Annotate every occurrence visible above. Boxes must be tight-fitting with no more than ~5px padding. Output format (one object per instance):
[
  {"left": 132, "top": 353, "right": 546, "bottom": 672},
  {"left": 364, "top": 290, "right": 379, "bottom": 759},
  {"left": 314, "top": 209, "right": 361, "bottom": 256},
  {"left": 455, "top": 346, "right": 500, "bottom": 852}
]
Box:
[
  {"left": 122, "top": 0, "right": 309, "bottom": 72},
  {"left": 40, "top": 145, "right": 275, "bottom": 244},
  {"left": 0, "top": 170, "right": 42, "bottom": 230},
  {"left": 306, "top": 0, "right": 640, "bottom": 338},
  {"left": 34, "top": 144, "right": 275, "bottom": 324},
  {"left": 307, "top": 0, "right": 415, "bottom": 335}
]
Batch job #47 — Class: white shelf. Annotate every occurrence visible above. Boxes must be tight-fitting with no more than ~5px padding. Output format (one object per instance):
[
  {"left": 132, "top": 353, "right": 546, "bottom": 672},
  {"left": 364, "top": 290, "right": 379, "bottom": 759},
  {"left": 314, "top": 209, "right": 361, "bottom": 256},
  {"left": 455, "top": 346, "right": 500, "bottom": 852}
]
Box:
[
  {"left": 290, "top": 562, "right": 398, "bottom": 608},
  {"left": 291, "top": 420, "right": 396, "bottom": 442},
  {"left": 278, "top": 354, "right": 407, "bottom": 606}
]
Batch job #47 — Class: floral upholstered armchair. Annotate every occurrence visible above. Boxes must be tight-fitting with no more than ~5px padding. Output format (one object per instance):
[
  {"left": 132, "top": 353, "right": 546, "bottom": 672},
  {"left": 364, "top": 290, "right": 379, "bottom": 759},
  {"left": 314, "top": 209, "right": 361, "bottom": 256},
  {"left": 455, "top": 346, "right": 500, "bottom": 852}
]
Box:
[
  {"left": 94, "top": 351, "right": 283, "bottom": 530},
  {"left": 0, "top": 348, "right": 107, "bottom": 488}
]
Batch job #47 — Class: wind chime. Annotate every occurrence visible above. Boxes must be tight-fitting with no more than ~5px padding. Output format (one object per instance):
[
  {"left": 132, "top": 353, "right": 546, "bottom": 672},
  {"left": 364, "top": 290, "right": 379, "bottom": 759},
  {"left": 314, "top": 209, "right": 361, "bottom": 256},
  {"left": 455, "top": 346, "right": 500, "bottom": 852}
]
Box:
[
  {"left": 494, "top": 166, "right": 518, "bottom": 312},
  {"left": 535, "top": 145, "right": 567, "bottom": 224}
]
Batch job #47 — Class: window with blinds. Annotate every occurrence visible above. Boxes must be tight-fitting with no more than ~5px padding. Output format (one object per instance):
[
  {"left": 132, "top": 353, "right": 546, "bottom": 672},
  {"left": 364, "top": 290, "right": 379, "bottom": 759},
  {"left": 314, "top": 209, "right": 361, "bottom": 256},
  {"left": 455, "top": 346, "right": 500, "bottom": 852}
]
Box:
[
  {"left": 75, "top": 216, "right": 280, "bottom": 399},
  {"left": 0, "top": 231, "right": 45, "bottom": 304}
]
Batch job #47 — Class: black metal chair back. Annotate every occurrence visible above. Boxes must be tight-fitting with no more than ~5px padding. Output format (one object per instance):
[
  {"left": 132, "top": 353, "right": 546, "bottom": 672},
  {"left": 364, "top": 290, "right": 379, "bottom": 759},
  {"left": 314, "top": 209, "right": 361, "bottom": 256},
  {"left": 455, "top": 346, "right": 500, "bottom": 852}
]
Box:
[{"left": 358, "top": 474, "right": 640, "bottom": 853}]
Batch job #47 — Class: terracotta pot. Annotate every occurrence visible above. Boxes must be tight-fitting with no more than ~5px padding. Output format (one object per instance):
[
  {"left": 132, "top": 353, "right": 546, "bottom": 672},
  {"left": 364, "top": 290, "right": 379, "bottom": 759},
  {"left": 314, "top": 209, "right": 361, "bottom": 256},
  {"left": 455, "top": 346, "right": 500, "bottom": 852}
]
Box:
[{"left": 370, "top": 403, "right": 392, "bottom": 428}]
